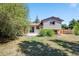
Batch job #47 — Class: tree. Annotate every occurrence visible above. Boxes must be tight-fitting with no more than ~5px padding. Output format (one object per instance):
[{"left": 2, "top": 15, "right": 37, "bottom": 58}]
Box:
[
  {"left": 62, "top": 24, "right": 68, "bottom": 29},
  {"left": 34, "top": 16, "right": 40, "bottom": 23},
  {"left": 73, "top": 22, "right": 79, "bottom": 35},
  {"left": 77, "top": 20, "right": 79, "bottom": 23},
  {"left": 69, "top": 19, "right": 76, "bottom": 29},
  {"left": 0, "top": 4, "right": 29, "bottom": 42}
]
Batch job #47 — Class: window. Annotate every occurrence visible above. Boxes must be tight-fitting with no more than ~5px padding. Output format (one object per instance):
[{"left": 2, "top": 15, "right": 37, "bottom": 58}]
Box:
[
  {"left": 50, "top": 21, "right": 55, "bottom": 25},
  {"left": 36, "top": 26, "right": 39, "bottom": 29}
]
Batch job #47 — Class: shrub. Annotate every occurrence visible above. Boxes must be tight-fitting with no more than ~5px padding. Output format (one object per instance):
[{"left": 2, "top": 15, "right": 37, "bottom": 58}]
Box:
[
  {"left": 39, "top": 29, "right": 55, "bottom": 37},
  {"left": 39, "top": 29, "right": 47, "bottom": 36},
  {"left": 73, "top": 22, "right": 79, "bottom": 35},
  {"left": 46, "top": 29, "right": 55, "bottom": 36},
  {"left": 0, "top": 4, "right": 29, "bottom": 42}
]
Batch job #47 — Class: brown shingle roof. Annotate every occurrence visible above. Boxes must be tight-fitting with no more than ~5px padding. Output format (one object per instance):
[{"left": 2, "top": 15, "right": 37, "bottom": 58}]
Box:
[{"left": 42, "top": 16, "right": 64, "bottom": 22}]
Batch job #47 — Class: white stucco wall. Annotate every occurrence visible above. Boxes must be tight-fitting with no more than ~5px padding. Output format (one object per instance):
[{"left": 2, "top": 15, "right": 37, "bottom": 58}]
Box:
[
  {"left": 43, "top": 19, "right": 61, "bottom": 30},
  {"left": 34, "top": 26, "right": 39, "bottom": 33}
]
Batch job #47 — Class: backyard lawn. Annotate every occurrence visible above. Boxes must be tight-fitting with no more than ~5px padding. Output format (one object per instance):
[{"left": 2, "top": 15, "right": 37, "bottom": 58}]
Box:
[{"left": 0, "top": 34, "right": 79, "bottom": 56}]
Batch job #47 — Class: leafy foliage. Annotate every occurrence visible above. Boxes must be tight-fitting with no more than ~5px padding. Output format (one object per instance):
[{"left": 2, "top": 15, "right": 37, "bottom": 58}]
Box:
[
  {"left": 39, "top": 29, "right": 55, "bottom": 37},
  {"left": 34, "top": 16, "right": 40, "bottom": 23},
  {"left": 0, "top": 4, "right": 29, "bottom": 42},
  {"left": 69, "top": 19, "right": 76, "bottom": 29},
  {"left": 62, "top": 24, "right": 68, "bottom": 29},
  {"left": 73, "top": 22, "right": 79, "bottom": 35}
]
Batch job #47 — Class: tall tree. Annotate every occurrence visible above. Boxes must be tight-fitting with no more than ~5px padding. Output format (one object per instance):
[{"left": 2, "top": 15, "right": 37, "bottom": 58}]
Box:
[
  {"left": 69, "top": 19, "right": 76, "bottom": 29},
  {"left": 62, "top": 24, "right": 68, "bottom": 29},
  {"left": 0, "top": 4, "right": 29, "bottom": 41},
  {"left": 34, "top": 16, "right": 40, "bottom": 23},
  {"left": 77, "top": 20, "right": 79, "bottom": 23}
]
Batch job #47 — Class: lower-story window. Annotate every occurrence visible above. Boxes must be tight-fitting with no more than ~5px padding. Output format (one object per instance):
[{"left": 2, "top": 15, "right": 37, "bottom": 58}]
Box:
[
  {"left": 30, "top": 27, "right": 34, "bottom": 32},
  {"left": 36, "top": 26, "right": 39, "bottom": 29}
]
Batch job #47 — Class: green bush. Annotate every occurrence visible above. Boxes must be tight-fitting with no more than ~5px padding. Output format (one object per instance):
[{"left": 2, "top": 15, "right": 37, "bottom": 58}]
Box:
[
  {"left": 0, "top": 4, "right": 29, "bottom": 42},
  {"left": 39, "top": 29, "right": 55, "bottom": 37},
  {"left": 73, "top": 22, "right": 79, "bottom": 35}
]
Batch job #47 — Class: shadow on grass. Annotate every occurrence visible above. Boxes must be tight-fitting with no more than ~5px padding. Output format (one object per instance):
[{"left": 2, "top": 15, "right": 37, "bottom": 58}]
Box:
[
  {"left": 0, "top": 37, "right": 16, "bottom": 44},
  {"left": 19, "top": 41, "right": 67, "bottom": 56},
  {"left": 50, "top": 40, "right": 79, "bottom": 55}
]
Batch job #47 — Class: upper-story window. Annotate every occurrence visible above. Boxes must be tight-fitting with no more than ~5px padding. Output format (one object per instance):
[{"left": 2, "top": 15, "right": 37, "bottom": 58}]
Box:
[{"left": 50, "top": 21, "right": 55, "bottom": 25}]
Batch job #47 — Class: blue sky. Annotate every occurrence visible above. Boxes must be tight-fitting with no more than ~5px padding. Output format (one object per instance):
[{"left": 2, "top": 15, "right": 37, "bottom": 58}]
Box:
[{"left": 27, "top": 3, "right": 79, "bottom": 25}]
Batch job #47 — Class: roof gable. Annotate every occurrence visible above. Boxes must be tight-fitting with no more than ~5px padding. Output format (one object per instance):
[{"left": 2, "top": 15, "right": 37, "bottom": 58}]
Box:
[{"left": 42, "top": 16, "right": 64, "bottom": 22}]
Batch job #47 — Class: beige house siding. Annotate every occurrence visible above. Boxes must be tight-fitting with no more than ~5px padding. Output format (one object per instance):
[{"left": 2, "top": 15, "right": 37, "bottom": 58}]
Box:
[
  {"left": 34, "top": 27, "right": 39, "bottom": 33},
  {"left": 43, "top": 19, "right": 62, "bottom": 30}
]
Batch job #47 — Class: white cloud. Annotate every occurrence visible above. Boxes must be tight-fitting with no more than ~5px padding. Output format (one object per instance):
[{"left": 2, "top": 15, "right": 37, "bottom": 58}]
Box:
[{"left": 69, "top": 3, "right": 78, "bottom": 7}]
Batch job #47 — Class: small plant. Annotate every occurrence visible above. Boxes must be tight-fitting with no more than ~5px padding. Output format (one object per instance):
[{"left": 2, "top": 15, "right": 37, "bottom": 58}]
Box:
[{"left": 39, "top": 29, "right": 55, "bottom": 37}]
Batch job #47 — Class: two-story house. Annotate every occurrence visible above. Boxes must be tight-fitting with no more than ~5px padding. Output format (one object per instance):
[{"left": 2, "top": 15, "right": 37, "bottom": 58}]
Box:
[{"left": 30, "top": 16, "right": 63, "bottom": 34}]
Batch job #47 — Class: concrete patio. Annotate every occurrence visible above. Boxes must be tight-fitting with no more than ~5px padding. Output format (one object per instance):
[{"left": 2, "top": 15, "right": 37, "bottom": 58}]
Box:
[{"left": 26, "top": 33, "right": 39, "bottom": 37}]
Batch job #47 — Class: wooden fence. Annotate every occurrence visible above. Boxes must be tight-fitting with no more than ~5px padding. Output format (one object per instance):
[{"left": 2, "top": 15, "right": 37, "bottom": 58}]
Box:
[{"left": 60, "top": 29, "right": 73, "bottom": 34}]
